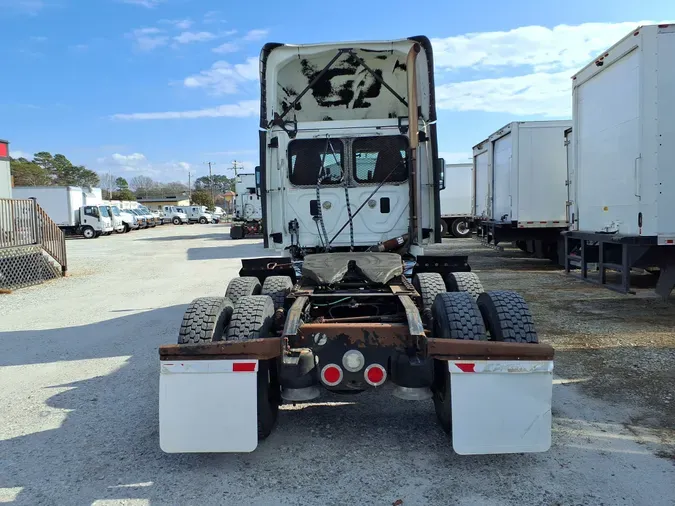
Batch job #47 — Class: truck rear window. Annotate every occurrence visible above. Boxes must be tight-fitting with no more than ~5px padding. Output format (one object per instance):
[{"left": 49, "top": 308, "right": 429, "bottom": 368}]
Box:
[
  {"left": 353, "top": 136, "right": 408, "bottom": 183},
  {"left": 289, "top": 139, "right": 344, "bottom": 186}
]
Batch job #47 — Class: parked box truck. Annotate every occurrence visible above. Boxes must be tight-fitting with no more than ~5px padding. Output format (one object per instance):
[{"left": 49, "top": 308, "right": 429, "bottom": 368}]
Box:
[
  {"left": 564, "top": 24, "right": 675, "bottom": 298},
  {"left": 471, "top": 140, "right": 489, "bottom": 221},
  {"left": 439, "top": 163, "right": 473, "bottom": 237},
  {"left": 478, "top": 121, "right": 571, "bottom": 260},
  {"left": 13, "top": 186, "right": 113, "bottom": 239}
]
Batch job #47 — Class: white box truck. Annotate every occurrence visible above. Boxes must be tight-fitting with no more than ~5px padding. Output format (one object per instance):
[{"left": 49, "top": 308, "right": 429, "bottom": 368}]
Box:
[
  {"left": 478, "top": 121, "right": 571, "bottom": 260},
  {"left": 13, "top": 186, "right": 113, "bottom": 239},
  {"left": 564, "top": 24, "right": 675, "bottom": 298},
  {"left": 472, "top": 140, "right": 490, "bottom": 222},
  {"left": 230, "top": 173, "right": 263, "bottom": 239},
  {"left": 439, "top": 163, "right": 473, "bottom": 237}
]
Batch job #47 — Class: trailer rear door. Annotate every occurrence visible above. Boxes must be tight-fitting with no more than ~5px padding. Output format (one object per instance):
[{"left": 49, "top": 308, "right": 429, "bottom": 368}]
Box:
[
  {"left": 474, "top": 151, "right": 489, "bottom": 218},
  {"left": 492, "top": 133, "right": 512, "bottom": 222}
]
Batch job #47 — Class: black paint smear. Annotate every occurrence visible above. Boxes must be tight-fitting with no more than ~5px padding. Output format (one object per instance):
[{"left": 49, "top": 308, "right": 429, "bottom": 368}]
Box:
[
  {"left": 281, "top": 100, "right": 302, "bottom": 111},
  {"left": 376, "top": 55, "right": 388, "bottom": 60},
  {"left": 353, "top": 69, "right": 383, "bottom": 109},
  {"left": 282, "top": 86, "right": 298, "bottom": 97},
  {"left": 388, "top": 112, "right": 398, "bottom": 118},
  {"left": 323, "top": 116, "right": 333, "bottom": 121},
  {"left": 393, "top": 60, "right": 407, "bottom": 72}
]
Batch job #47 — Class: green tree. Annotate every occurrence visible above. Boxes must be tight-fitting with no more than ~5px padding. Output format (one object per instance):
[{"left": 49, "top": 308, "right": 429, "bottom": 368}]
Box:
[
  {"left": 32, "top": 152, "right": 56, "bottom": 181},
  {"left": 195, "top": 174, "right": 235, "bottom": 193},
  {"left": 115, "top": 177, "right": 129, "bottom": 190},
  {"left": 10, "top": 158, "right": 52, "bottom": 186},
  {"left": 191, "top": 190, "right": 214, "bottom": 209},
  {"left": 112, "top": 188, "right": 136, "bottom": 201}
]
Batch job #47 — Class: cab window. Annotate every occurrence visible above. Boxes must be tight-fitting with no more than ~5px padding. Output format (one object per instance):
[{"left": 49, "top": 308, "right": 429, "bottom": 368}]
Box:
[
  {"left": 353, "top": 136, "right": 408, "bottom": 183},
  {"left": 289, "top": 139, "right": 344, "bottom": 186},
  {"left": 84, "top": 206, "right": 99, "bottom": 217}
]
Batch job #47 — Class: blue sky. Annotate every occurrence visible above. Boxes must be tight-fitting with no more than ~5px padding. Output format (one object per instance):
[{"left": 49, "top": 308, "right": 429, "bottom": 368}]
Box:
[{"left": 0, "top": 0, "right": 673, "bottom": 184}]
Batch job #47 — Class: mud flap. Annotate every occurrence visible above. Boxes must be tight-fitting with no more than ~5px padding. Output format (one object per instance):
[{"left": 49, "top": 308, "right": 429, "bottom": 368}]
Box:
[
  {"left": 159, "top": 360, "right": 259, "bottom": 453},
  {"left": 449, "top": 360, "right": 553, "bottom": 455}
]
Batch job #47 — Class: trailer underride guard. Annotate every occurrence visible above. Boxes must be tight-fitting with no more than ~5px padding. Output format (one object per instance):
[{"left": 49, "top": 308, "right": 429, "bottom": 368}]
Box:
[{"left": 158, "top": 37, "right": 555, "bottom": 455}]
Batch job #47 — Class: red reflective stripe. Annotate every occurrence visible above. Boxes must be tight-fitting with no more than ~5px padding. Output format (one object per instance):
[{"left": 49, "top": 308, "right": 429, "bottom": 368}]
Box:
[
  {"left": 456, "top": 363, "right": 475, "bottom": 373},
  {"left": 667, "top": 240, "right": 674, "bottom": 244},
  {"left": 233, "top": 362, "right": 256, "bottom": 372}
]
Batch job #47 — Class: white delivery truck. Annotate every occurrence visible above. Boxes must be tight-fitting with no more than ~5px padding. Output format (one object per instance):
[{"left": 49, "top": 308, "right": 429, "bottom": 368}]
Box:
[
  {"left": 113, "top": 206, "right": 139, "bottom": 232},
  {"left": 439, "top": 163, "right": 472, "bottom": 238},
  {"left": 564, "top": 24, "right": 675, "bottom": 298},
  {"left": 175, "top": 205, "right": 213, "bottom": 224},
  {"left": 13, "top": 186, "right": 113, "bottom": 239},
  {"left": 162, "top": 205, "right": 189, "bottom": 225},
  {"left": 158, "top": 36, "right": 554, "bottom": 456},
  {"left": 477, "top": 121, "right": 571, "bottom": 260}
]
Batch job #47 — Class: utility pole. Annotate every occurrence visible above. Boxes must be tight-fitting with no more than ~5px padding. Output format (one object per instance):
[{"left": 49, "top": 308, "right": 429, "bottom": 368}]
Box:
[
  {"left": 232, "top": 160, "right": 240, "bottom": 177},
  {"left": 188, "top": 171, "right": 192, "bottom": 202},
  {"left": 204, "top": 161, "right": 216, "bottom": 207}
]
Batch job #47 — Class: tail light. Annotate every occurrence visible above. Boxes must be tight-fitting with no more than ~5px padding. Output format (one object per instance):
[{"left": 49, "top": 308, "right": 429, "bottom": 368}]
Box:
[
  {"left": 320, "top": 364, "right": 343, "bottom": 386},
  {"left": 364, "top": 364, "right": 387, "bottom": 387}
]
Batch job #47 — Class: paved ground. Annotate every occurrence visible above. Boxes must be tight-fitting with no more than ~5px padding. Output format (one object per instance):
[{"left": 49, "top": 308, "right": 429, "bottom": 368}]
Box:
[{"left": 1, "top": 225, "right": 673, "bottom": 506}]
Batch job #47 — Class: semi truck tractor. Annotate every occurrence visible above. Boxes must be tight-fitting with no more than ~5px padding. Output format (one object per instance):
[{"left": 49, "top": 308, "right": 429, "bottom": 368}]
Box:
[
  {"left": 13, "top": 186, "right": 113, "bottom": 239},
  {"left": 158, "top": 37, "right": 554, "bottom": 455},
  {"left": 229, "top": 173, "right": 263, "bottom": 239}
]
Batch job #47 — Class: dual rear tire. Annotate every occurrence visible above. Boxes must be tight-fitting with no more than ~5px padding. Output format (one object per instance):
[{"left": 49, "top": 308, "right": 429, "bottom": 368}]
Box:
[{"left": 177, "top": 274, "right": 294, "bottom": 440}]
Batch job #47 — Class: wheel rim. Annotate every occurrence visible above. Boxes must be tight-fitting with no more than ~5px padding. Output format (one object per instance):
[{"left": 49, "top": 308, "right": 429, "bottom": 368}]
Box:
[
  {"left": 84, "top": 229, "right": 93, "bottom": 238},
  {"left": 456, "top": 221, "right": 469, "bottom": 234}
]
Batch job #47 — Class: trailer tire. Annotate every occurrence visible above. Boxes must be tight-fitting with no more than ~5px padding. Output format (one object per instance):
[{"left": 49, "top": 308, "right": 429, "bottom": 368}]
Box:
[
  {"left": 431, "top": 292, "right": 487, "bottom": 434},
  {"left": 451, "top": 218, "right": 471, "bottom": 238},
  {"left": 226, "top": 295, "right": 279, "bottom": 440},
  {"left": 413, "top": 272, "right": 446, "bottom": 313},
  {"left": 440, "top": 219, "right": 448, "bottom": 237},
  {"left": 230, "top": 225, "right": 244, "bottom": 240},
  {"left": 82, "top": 226, "right": 96, "bottom": 239},
  {"left": 178, "top": 296, "right": 234, "bottom": 344},
  {"left": 445, "top": 272, "right": 484, "bottom": 300},
  {"left": 225, "top": 276, "right": 261, "bottom": 305},
  {"left": 261, "top": 276, "right": 293, "bottom": 311},
  {"left": 477, "top": 290, "right": 538, "bottom": 343}
]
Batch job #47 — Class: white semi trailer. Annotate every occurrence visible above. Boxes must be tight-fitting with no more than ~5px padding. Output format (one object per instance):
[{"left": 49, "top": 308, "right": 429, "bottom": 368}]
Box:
[
  {"left": 158, "top": 37, "right": 555, "bottom": 456},
  {"left": 476, "top": 121, "right": 571, "bottom": 260},
  {"left": 564, "top": 24, "right": 675, "bottom": 298},
  {"left": 439, "top": 163, "right": 472, "bottom": 238},
  {"left": 13, "top": 186, "right": 113, "bottom": 239}
]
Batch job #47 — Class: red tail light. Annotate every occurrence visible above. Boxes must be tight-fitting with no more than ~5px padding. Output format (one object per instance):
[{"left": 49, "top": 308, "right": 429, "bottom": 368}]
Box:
[
  {"left": 364, "top": 364, "right": 387, "bottom": 386},
  {"left": 321, "top": 364, "right": 343, "bottom": 386}
]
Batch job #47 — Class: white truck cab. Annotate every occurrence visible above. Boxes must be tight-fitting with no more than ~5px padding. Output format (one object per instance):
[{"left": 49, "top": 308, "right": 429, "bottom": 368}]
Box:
[
  {"left": 106, "top": 205, "right": 126, "bottom": 234},
  {"left": 114, "top": 206, "right": 139, "bottom": 232},
  {"left": 162, "top": 205, "right": 189, "bottom": 225}
]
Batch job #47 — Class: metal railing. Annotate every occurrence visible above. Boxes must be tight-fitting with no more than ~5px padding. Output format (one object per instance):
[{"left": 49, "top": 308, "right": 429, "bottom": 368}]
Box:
[{"left": 0, "top": 198, "right": 67, "bottom": 274}]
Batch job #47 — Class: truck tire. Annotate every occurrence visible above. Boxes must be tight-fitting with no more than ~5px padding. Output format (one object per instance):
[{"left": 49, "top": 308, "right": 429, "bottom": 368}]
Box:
[
  {"left": 123, "top": 224, "right": 130, "bottom": 233},
  {"left": 440, "top": 219, "right": 448, "bottom": 237},
  {"left": 225, "top": 276, "right": 261, "bottom": 305},
  {"left": 226, "top": 295, "right": 279, "bottom": 440},
  {"left": 445, "top": 272, "right": 484, "bottom": 300},
  {"left": 82, "top": 226, "right": 96, "bottom": 239},
  {"left": 172, "top": 217, "right": 181, "bottom": 225},
  {"left": 261, "top": 276, "right": 293, "bottom": 311},
  {"left": 230, "top": 225, "right": 244, "bottom": 240},
  {"left": 199, "top": 217, "right": 208, "bottom": 224},
  {"left": 431, "top": 292, "right": 487, "bottom": 434},
  {"left": 178, "top": 297, "right": 234, "bottom": 344},
  {"left": 451, "top": 218, "right": 471, "bottom": 238},
  {"left": 476, "top": 290, "right": 538, "bottom": 343},
  {"left": 413, "top": 272, "right": 446, "bottom": 312}
]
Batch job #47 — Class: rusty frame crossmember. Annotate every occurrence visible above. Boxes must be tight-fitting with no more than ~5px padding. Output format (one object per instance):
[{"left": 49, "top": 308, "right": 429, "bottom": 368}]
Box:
[{"left": 159, "top": 326, "right": 554, "bottom": 362}]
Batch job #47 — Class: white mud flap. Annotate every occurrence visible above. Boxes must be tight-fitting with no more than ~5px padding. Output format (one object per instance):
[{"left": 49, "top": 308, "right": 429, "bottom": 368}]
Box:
[
  {"left": 159, "top": 360, "right": 259, "bottom": 453},
  {"left": 449, "top": 360, "right": 553, "bottom": 455}
]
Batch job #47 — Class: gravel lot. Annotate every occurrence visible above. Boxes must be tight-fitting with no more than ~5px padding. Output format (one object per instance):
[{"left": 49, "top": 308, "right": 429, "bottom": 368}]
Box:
[{"left": 1, "top": 225, "right": 674, "bottom": 506}]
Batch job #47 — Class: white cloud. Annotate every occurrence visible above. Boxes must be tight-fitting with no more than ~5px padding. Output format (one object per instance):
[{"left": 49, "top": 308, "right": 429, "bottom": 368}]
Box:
[
  {"left": 212, "top": 42, "right": 239, "bottom": 54},
  {"left": 127, "top": 27, "right": 169, "bottom": 51},
  {"left": 173, "top": 31, "right": 217, "bottom": 44},
  {"left": 431, "top": 21, "right": 674, "bottom": 117},
  {"left": 70, "top": 44, "right": 88, "bottom": 52},
  {"left": 432, "top": 22, "right": 661, "bottom": 72},
  {"left": 119, "top": 0, "right": 164, "bottom": 8},
  {"left": 243, "top": 29, "right": 268, "bottom": 42},
  {"left": 9, "top": 149, "right": 31, "bottom": 159},
  {"left": 112, "top": 153, "right": 146, "bottom": 164},
  {"left": 30, "top": 35, "right": 47, "bottom": 42},
  {"left": 160, "top": 18, "right": 193, "bottom": 30},
  {"left": 111, "top": 100, "right": 259, "bottom": 120},
  {"left": 436, "top": 71, "right": 572, "bottom": 117},
  {"left": 102, "top": 152, "right": 191, "bottom": 178},
  {"left": 183, "top": 57, "right": 258, "bottom": 95}
]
